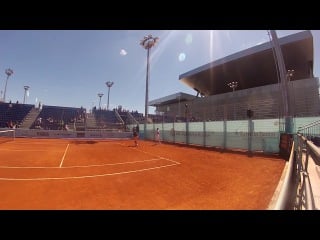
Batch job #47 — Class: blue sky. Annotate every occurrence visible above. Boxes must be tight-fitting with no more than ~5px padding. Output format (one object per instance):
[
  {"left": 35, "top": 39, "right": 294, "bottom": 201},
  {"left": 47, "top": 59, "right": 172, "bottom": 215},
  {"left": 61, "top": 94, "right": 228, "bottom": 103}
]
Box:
[{"left": 0, "top": 30, "right": 319, "bottom": 114}]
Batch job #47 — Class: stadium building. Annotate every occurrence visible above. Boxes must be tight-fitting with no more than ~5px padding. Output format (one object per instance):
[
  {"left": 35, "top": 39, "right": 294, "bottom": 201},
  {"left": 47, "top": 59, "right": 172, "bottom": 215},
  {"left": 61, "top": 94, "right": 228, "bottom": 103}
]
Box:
[{"left": 149, "top": 30, "right": 319, "bottom": 122}]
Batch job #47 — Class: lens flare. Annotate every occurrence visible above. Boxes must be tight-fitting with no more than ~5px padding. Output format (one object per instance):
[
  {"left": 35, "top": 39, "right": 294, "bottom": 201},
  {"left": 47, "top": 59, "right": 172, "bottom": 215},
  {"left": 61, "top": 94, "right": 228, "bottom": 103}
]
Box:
[
  {"left": 178, "top": 53, "right": 186, "bottom": 62},
  {"left": 120, "top": 49, "right": 127, "bottom": 56},
  {"left": 185, "top": 34, "right": 192, "bottom": 45}
]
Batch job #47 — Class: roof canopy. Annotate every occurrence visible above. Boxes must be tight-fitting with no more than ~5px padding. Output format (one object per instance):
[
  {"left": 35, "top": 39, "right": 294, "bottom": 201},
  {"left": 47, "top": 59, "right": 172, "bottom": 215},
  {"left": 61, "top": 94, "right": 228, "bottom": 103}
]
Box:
[
  {"left": 149, "top": 92, "right": 195, "bottom": 107},
  {"left": 179, "top": 30, "right": 314, "bottom": 96}
]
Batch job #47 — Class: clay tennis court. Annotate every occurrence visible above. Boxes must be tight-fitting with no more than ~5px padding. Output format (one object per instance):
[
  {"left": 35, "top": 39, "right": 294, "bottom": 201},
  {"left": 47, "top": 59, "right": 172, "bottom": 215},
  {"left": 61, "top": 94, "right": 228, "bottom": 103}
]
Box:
[{"left": 0, "top": 137, "right": 285, "bottom": 209}]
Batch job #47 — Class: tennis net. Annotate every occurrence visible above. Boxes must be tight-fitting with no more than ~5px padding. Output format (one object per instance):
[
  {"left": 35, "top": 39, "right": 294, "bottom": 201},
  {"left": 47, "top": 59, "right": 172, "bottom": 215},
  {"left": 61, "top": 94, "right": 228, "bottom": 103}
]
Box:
[{"left": 0, "top": 129, "right": 15, "bottom": 144}]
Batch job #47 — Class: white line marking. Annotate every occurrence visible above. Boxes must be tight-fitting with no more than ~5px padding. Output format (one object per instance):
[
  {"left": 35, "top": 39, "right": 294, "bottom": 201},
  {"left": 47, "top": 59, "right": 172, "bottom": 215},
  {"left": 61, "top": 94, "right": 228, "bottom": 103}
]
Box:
[
  {"left": 0, "top": 141, "right": 181, "bottom": 181},
  {"left": 59, "top": 144, "right": 69, "bottom": 168},
  {"left": 1, "top": 142, "right": 67, "bottom": 145},
  {"left": 0, "top": 149, "right": 61, "bottom": 152},
  {"left": 0, "top": 162, "right": 180, "bottom": 181},
  {"left": 116, "top": 142, "right": 182, "bottom": 165},
  {"left": 159, "top": 157, "right": 181, "bottom": 165},
  {"left": 0, "top": 158, "right": 164, "bottom": 169}
]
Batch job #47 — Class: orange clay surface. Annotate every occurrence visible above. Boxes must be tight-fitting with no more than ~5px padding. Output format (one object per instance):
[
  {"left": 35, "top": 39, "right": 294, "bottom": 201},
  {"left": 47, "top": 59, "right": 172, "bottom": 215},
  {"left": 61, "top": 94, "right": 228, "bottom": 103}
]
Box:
[{"left": 0, "top": 138, "right": 285, "bottom": 209}]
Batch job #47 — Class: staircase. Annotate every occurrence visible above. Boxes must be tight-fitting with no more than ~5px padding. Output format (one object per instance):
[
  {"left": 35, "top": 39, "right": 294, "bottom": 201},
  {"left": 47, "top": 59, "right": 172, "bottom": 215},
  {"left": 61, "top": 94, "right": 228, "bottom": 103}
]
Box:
[
  {"left": 19, "top": 107, "right": 40, "bottom": 129},
  {"left": 114, "top": 109, "right": 125, "bottom": 124},
  {"left": 85, "top": 113, "right": 98, "bottom": 129},
  {"left": 127, "top": 112, "right": 139, "bottom": 124},
  {"left": 74, "top": 120, "right": 86, "bottom": 131}
]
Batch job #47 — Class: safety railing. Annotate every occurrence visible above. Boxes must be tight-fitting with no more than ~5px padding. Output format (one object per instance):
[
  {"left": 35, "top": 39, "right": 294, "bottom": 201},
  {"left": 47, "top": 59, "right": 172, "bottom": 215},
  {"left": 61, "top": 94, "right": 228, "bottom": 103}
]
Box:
[{"left": 293, "top": 134, "right": 319, "bottom": 209}]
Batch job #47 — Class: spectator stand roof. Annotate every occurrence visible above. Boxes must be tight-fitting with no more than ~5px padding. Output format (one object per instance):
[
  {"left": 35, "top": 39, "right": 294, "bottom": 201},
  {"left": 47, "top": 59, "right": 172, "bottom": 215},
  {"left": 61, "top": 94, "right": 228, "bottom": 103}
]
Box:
[
  {"left": 179, "top": 30, "right": 314, "bottom": 97},
  {"left": 149, "top": 92, "right": 195, "bottom": 107}
]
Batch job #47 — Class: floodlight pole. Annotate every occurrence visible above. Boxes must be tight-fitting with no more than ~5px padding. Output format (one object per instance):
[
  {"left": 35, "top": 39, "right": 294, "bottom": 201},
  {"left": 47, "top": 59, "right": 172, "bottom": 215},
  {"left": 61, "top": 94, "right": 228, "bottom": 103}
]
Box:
[
  {"left": 287, "top": 69, "right": 295, "bottom": 116},
  {"left": 98, "top": 93, "right": 104, "bottom": 110},
  {"left": 228, "top": 81, "right": 238, "bottom": 120},
  {"left": 105, "top": 81, "right": 114, "bottom": 111},
  {"left": 23, "top": 86, "right": 30, "bottom": 104},
  {"left": 3, "top": 68, "right": 13, "bottom": 102},
  {"left": 287, "top": 69, "right": 294, "bottom": 80},
  {"left": 140, "top": 34, "right": 159, "bottom": 137},
  {"left": 270, "top": 30, "right": 292, "bottom": 133}
]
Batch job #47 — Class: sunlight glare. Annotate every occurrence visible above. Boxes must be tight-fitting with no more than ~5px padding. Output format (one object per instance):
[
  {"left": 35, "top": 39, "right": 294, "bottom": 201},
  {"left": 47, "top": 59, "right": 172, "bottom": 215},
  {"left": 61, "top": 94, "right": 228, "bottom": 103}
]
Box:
[
  {"left": 185, "top": 34, "right": 192, "bottom": 45},
  {"left": 178, "top": 53, "right": 186, "bottom": 62}
]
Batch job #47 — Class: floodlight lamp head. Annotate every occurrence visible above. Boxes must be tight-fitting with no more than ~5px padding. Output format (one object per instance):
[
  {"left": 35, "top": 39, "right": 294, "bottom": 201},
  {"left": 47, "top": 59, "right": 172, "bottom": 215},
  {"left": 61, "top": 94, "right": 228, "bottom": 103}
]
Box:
[{"left": 5, "top": 68, "right": 13, "bottom": 76}]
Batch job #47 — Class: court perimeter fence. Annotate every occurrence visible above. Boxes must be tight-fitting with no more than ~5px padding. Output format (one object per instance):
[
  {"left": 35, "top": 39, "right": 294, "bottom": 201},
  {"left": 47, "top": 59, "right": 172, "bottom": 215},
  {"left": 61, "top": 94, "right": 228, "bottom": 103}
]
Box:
[
  {"left": 133, "top": 117, "right": 320, "bottom": 154},
  {"left": 2, "top": 116, "right": 319, "bottom": 154}
]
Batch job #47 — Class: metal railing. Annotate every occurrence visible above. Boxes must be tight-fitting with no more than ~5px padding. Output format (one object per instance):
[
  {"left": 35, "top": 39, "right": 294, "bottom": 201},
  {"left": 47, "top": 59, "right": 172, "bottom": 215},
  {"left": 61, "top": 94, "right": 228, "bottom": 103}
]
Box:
[
  {"left": 293, "top": 134, "right": 319, "bottom": 209},
  {"left": 297, "top": 119, "right": 320, "bottom": 137},
  {"left": 269, "top": 125, "right": 320, "bottom": 209}
]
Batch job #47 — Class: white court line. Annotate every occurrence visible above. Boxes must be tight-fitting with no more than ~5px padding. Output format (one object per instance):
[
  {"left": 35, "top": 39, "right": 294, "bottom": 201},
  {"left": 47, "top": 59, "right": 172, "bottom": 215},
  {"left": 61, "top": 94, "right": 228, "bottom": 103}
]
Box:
[
  {"left": 0, "top": 149, "right": 61, "bottom": 152},
  {"left": 0, "top": 162, "right": 180, "bottom": 181},
  {"left": 3, "top": 142, "right": 68, "bottom": 145},
  {"left": 0, "top": 158, "right": 163, "bottom": 169},
  {"left": 59, "top": 144, "right": 70, "bottom": 168},
  {"left": 0, "top": 141, "right": 181, "bottom": 181},
  {"left": 16, "top": 142, "right": 67, "bottom": 144},
  {"left": 116, "top": 142, "right": 181, "bottom": 165},
  {"left": 158, "top": 157, "right": 180, "bottom": 165}
]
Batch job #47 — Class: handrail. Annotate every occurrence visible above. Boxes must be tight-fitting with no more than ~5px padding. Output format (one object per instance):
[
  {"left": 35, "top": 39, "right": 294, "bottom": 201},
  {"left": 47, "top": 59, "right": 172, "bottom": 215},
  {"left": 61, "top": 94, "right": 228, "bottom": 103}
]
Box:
[
  {"left": 269, "top": 133, "right": 320, "bottom": 209},
  {"left": 298, "top": 119, "right": 320, "bottom": 131},
  {"left": 295, "top": 134, "right": 317, "bottom": 209}
]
